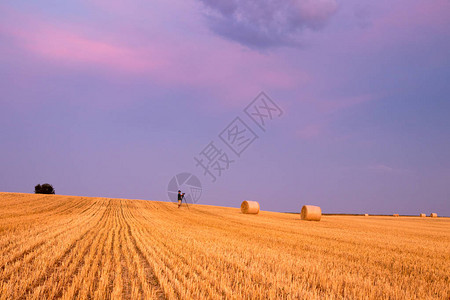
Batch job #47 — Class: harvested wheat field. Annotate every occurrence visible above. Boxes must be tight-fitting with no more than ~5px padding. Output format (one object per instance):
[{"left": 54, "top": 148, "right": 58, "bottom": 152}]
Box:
[{"left": 0, "top": 193, "right": 449, "bottom": 299}]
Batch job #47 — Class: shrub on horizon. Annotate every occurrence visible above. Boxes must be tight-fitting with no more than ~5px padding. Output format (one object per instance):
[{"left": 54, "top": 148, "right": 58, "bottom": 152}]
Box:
[{"left": 34, "top": 183, "right": 55, "bottom": 194}]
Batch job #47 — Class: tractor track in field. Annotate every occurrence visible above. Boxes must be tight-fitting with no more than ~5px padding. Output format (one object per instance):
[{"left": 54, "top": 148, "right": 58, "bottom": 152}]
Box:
[
  {"left": 15, "top": 202, "right": 112, "bottom": 299},
  {"left": 0, "top": 198, "right": 101, "bottom": 257},
  {"left": 0, "top": 202, "right": 104, "bottom": 279},
  {"left": 127, "top": 205, "right": 229, "bottom": 299},
  {"left": 120, "top": 201, "right": 167, "bottom": 300},
  {"left": 42, "top": 203, "right": 115, "bottom": 299}
]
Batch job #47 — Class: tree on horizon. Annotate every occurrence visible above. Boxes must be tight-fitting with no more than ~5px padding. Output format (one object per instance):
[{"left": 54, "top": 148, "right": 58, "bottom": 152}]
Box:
[{"left": 34, "top": 183, "right": 55, "bottom": 194}]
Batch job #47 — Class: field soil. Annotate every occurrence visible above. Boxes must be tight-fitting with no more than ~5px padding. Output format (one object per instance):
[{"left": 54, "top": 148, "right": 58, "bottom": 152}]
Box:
[{"left": 0, "top": 192, "right": 449, "bottom": 299}]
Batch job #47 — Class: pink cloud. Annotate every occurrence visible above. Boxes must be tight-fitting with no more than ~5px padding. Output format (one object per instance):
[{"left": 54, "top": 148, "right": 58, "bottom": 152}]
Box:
[
  {"left": 317, "top": 94, "right": 374, "bottom": 114},
  {"left": 358, "top": 0, "right": 450, "bottom": 51},
  {"left": 339, "top": 164, "right": 412, "bottom": 174},
  {"left": 297, "top": 123, "right": 322, "bottom": 139},
  {"left": 0, "top": 4, "right": 310, "bottom": 107},
  {"left": 152, "top": 41, "right": 310, "bottom": 107},
  {"left": 292, "top": 93, "right": 375, "bottom": 141},
  {"left": 368, "top": 164, "right": 412, "bottom": 174},
  {"left": 1, "top": 16, "right": 164, "bottom": 74}
]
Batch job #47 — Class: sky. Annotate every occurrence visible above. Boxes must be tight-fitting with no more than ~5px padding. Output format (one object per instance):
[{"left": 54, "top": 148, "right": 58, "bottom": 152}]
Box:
[{"left": 1, "top": 0, "right": 449, "bottom": 216}]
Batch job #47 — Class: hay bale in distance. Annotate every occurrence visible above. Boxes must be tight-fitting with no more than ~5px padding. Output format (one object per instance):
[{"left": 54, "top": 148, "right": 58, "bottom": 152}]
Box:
[
  {"left": 241, "top": 201, "right": 260, "bottom": 214},
  {"left": 393, "top": 214, "right": 399, "bottom": 217},
  {"left": 301, "top": 205, "right": 322, "bottom": 221},
  {"left": 420, "top": 213, "right": 426, "bottom": 218},
  {"left": 364, "top": 214, "right": 369, "bottom": 217},
  {"left": 430, "top": 213, "right": 437, "bottom": 218}
]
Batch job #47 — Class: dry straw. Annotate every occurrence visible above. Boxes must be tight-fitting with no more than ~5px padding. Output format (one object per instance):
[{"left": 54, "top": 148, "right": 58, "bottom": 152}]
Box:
[
  {"left": 430, "top": 213, "right": 437, "bottom": 218},
  {"left": 241, "top": 201, "right": 260, "bottom": 214},
  {"left": 364, "top": 214, "right": 369, "bottom": 217},
  {"left": 393, "top": 214, "right": 399, "bottom": 217},
  {"left": 420, "top": 213, "right": 426, "bottom": 218},
  {"left": 301, "top": 205, "right": 322, "bottom": 221}
]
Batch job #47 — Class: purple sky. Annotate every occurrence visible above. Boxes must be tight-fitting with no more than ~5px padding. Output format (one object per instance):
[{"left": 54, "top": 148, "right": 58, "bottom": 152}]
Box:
[{"left": 1, "top": 0, "right": 449, "bottom": 216}]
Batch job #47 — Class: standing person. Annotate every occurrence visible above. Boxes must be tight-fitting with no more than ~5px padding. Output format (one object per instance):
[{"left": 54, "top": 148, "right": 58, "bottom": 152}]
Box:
[{"left": 177, "top": 190, "right": 182, "bottom": 208}]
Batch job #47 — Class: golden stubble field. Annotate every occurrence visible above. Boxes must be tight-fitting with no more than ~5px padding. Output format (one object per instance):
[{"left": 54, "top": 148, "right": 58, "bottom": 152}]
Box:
[{"left": 0, "top": 192, "right": 449, "bottom": 299}]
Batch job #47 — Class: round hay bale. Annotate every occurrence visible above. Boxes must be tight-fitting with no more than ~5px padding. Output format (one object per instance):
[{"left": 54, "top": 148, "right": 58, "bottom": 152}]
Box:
[
  {"left": 301, "top": 205, "right": 322, "bottom": 221},
  {"left": 430, "top": 213, "right": 437, "bottom": 218},
  {"left": 364, "top": 214, "right": 369, "bottom": 217},
  {"left": 420, "top": 213, "right": 426, "bottom": 217},
  {"left": 393, "top": 214, "right": 399, "bottom": 217},
  {"left": 241, "top": 201, "right": 260, "bottom": 214}
]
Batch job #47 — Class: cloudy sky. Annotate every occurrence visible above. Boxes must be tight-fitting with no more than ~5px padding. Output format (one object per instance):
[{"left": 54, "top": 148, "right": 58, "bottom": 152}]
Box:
[{"left": 1, "top": 0, "right": 449, "bottom": 215}]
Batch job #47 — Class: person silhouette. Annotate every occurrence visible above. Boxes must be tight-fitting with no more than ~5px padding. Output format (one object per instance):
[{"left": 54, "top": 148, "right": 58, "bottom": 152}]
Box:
[{"left": 177, "top": 190, "right": 182, "bottom": 208}]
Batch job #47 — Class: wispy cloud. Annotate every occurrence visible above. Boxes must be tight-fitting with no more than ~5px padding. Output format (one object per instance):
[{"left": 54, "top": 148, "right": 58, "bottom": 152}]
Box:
[
  {"left": 368, "top": 164, "right": 411, "bottom": 174},
  {"left": 0, "top": 6, "right": 309, "bottom": 105},
  {"left": 0, "top": 9, "right": 165, "bottom": 74},
  {"left": 355, "top": 0, "right": 450, "bottom": 53},
  {"left": 317, "top": 94, "right": 374, "bottom": 114},
  {"left": 339, "top": 164, "right": 412, "bottom": 174},
  {"left": 368, "top": 164, "right": 396, "bottom": 172},
  {"left": 296, "top": 123, "right": 323, "bottom": 139}
]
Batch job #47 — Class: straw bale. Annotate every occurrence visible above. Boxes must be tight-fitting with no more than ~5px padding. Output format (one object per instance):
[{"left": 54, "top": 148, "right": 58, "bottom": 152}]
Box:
[
  {"left": 241, "top": 201, "right": 260, "bottom": 214},
  {"left": 301, "top": 205, "right": 322, "bottom": 221}
]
